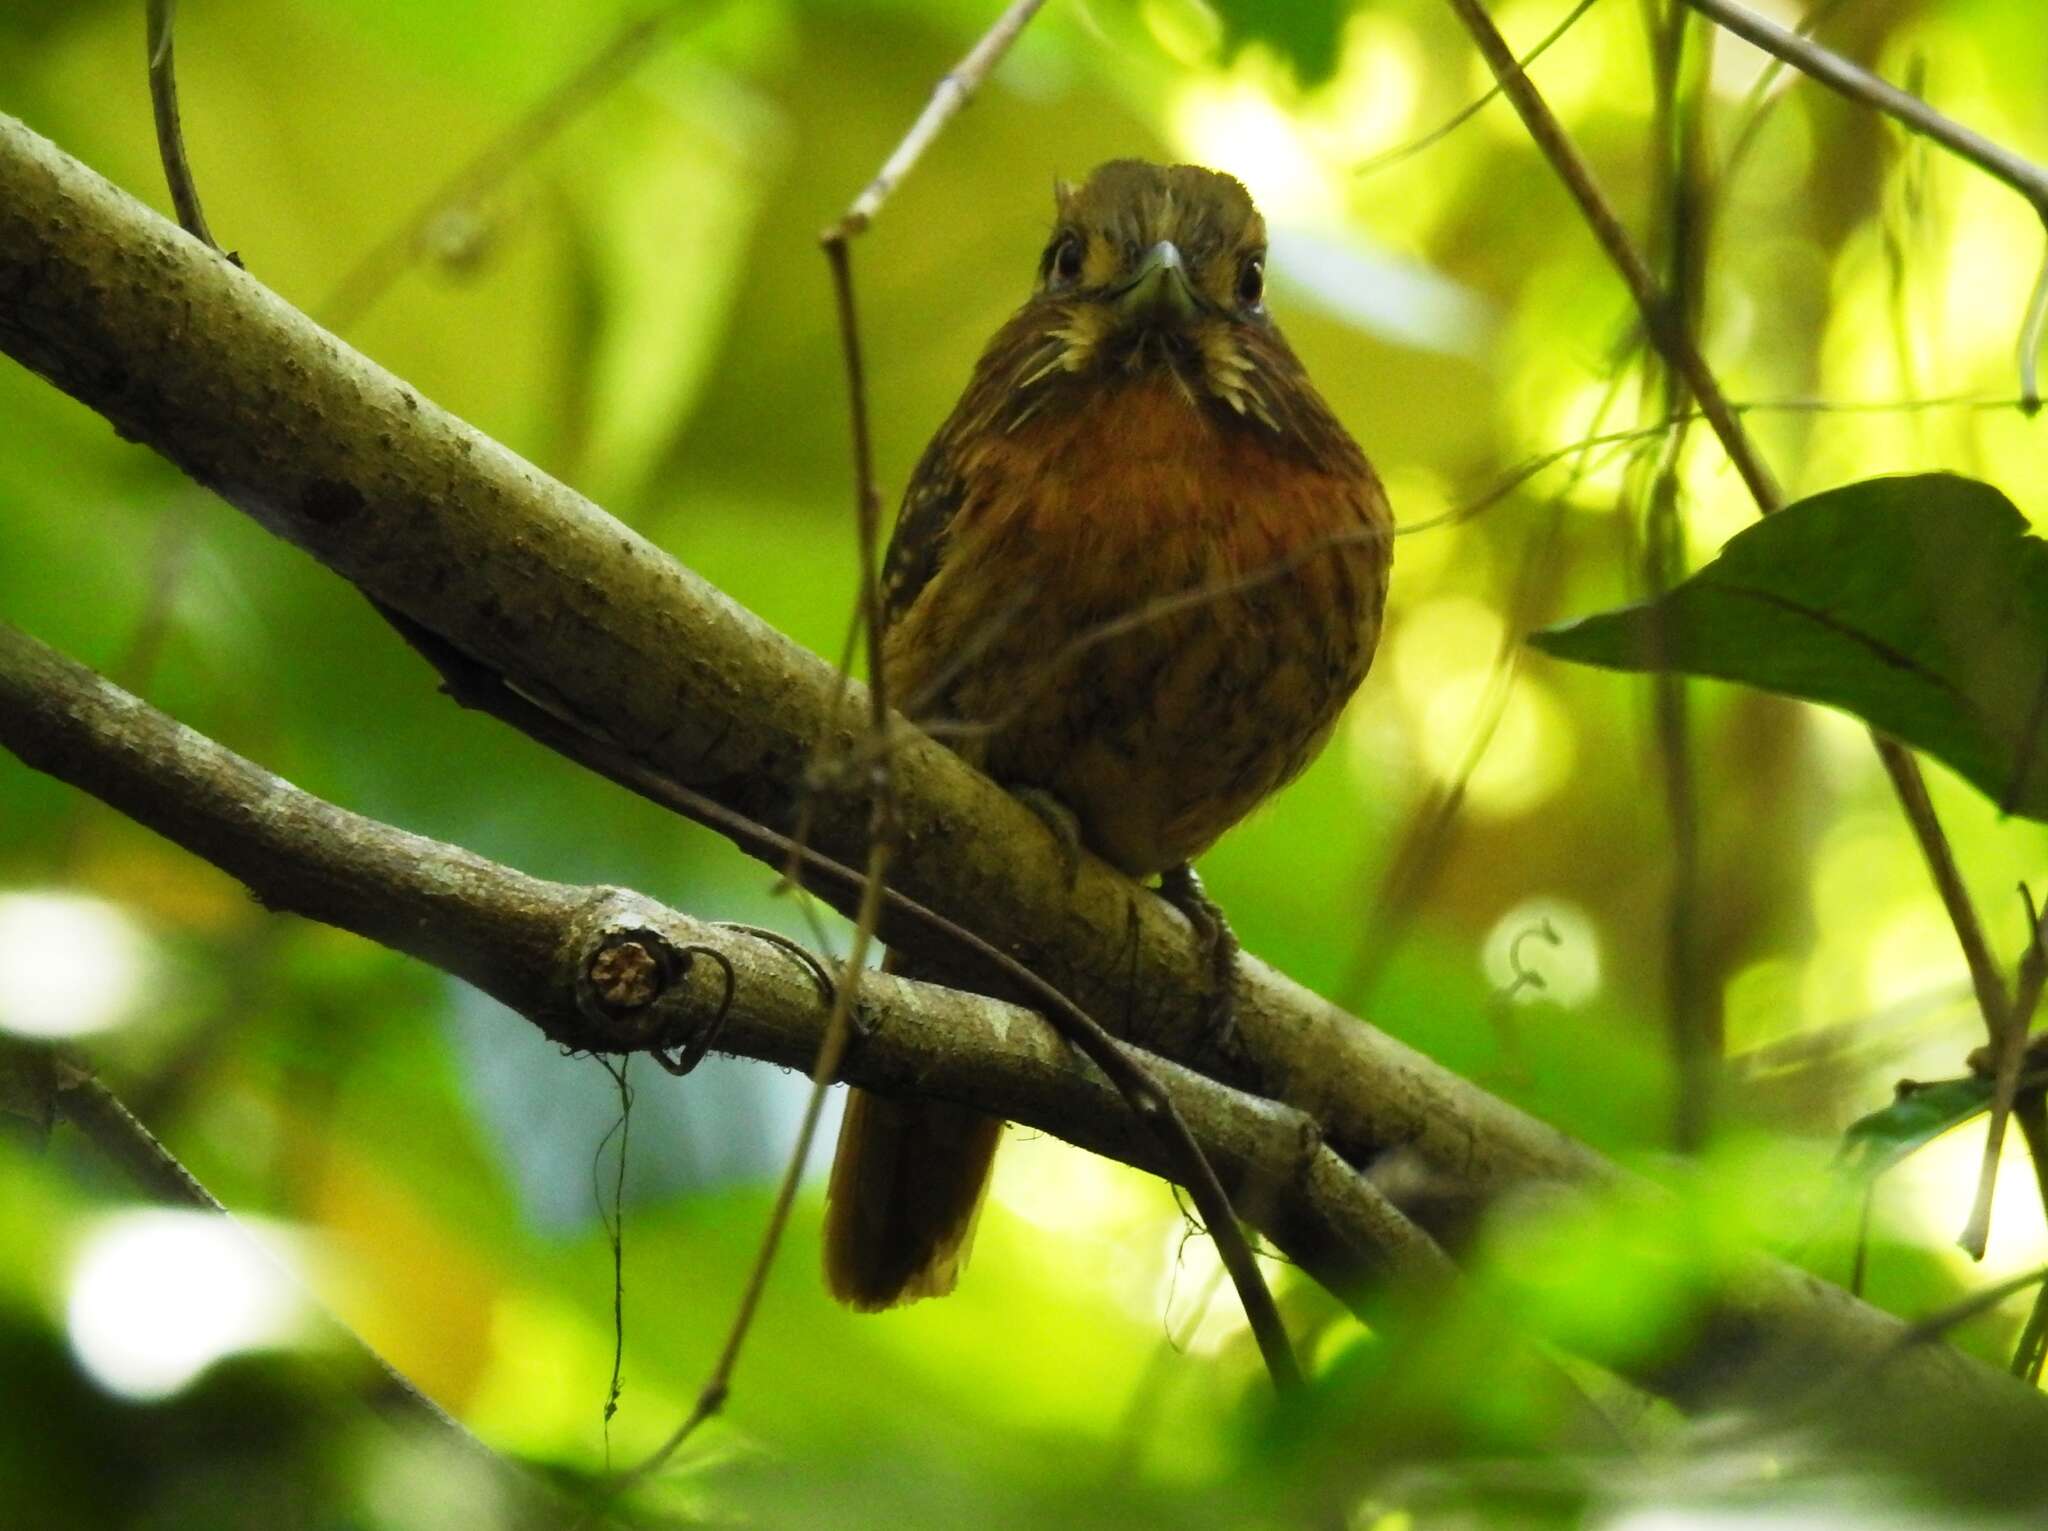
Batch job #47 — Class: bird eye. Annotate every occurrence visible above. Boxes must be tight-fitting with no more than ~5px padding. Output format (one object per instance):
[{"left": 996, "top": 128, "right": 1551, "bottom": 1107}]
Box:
[
  {"left": 1237, "top": 254, "right": 1265, "bottom": 307},
  {"left": 1046, "top": 233, "right": 1085, "bottom": 287}
]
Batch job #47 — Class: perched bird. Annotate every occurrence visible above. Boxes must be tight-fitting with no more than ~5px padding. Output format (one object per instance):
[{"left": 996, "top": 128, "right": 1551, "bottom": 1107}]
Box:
[{"left": 824, "top": 160, "right": 1392, "bottom": 1311}]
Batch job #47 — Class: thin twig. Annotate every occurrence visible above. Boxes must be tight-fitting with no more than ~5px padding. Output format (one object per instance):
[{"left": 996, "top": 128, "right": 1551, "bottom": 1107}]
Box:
[
  {"left": 1444, "top": 0, "right": 2015, "bottom": 1217},
  {"left": 144, "top": 0, "right": 223, "bottom": 252},
  {"left": 318, "top": 9, "right": 681, "bottom": 331},
  {"left": 1678, "top": 0, "right": 2048, "bottom": 407},
  {"left": 1640, "top": 0, "right": 1714, "bottom": 1150},
  {"left": 620, "top": 219, "right": 913, "bottom": 1483},
  {"left": 824, "top": 0, "right": 1052, "bottom": 241},
  {"left": 1876, "top": 746, "right": 2017, "bottom": 1259},
  {"left": 595, "top": 1058, "right": 632, "bottom": 1452},
  {"left": 610, "top": 841, "right": 894, "bottom": 1490},
  {"left": 1352, "top": 0, "right": 1601, "bottom": 179}
]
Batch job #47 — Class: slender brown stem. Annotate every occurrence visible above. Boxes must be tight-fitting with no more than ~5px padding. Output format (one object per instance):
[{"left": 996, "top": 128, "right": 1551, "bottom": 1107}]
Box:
[
  {"left": 1876, "top": 746, "right": 2021, "bottom": 1258},
  {"left": 627, "top": 193, "right": 920, "bottom": 1488},
  {"left": 144, "top": 0, "right": 221, "bottom": 251},
  {"left": 824, "top": 0, "right": 1053, "bottom": 241},
  {"left": 1444, "top": 0, "right": 2016, "bottom": 1198},
  {"left": 1441, "top": 0, "right": 1780, "bottom": 514},
  {"left": 1680, "top": 0, "right": 2048, "bottom": 210},
  {"left": 1678, "top": 0, "right": 2048, "bottom": 405},
  {"left": 612, "top": 841, "right": 895, "bottom": 1489}
]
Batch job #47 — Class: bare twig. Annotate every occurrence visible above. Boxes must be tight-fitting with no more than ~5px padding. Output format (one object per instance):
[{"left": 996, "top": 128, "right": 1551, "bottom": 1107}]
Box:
[
  {"left": 1679, "top": 0, "right": 2048, "bottom": 406},
  {"left": 1639, "top": 0, "right": 1714, "bottom": 1149},
  {"left": 612, "top": 842, "right": 894, "bottom": 1489},
  {"left": 144, "top": 0, "right": 224, "bottom": 253},
  {"left": 1875, "top": 746, "right": 2017, "bottom": 1258},
  {"left": 1352, "top": 0, "right": 1600, "bottom": 179},
  {"left": 622, "top": 169, "right": 923, "bottom": 1483},
  {"left": 1445, "top": 0, "right": 2017, "bottom": 1221},
  {"left": 823, "top": 0, "right": 1052, "bottom": 241},
  {"left": 318, "top": 10, "right": 681, "bottom": 331}
]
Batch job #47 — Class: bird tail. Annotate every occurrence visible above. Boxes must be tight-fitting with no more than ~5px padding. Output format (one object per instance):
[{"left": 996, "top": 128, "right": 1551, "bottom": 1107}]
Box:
[{"left": 823, "top": 1086, "right": 1004, "bottom": 1310}]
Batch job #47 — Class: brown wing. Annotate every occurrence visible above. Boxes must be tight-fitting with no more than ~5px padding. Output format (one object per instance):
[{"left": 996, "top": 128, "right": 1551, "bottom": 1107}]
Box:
[
  {"left": 880, "top": 303, "right": 1070, "bottom": 631},
  {"left": 879, "top": 430, "right": 967, "bottom": 630}
]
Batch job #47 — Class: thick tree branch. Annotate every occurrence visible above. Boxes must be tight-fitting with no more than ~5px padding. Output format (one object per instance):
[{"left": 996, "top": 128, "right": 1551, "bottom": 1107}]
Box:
[
  {"left": 4, "top": 115, "right": 2048, "bottom": 1454},
  {"left": 0, "top": 105, "right": 1587, "bottom": 1248},
  {"left": 0, "top": 619, "right": 1443, "bottom": 1304},
  {"left": 12, "top": 618, "right": 2048, "bottom": 1465}
]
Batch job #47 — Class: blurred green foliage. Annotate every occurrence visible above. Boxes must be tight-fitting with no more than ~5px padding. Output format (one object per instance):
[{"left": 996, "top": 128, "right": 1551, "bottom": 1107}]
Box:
[{"left": 4, "top": 0, "right": 2048, "bottom": 1526}]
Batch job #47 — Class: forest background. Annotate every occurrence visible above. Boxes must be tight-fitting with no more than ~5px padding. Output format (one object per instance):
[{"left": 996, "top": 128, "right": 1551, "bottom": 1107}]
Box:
[{"left": 5, "top": 0, "right": 2048, "bottom": 1525}]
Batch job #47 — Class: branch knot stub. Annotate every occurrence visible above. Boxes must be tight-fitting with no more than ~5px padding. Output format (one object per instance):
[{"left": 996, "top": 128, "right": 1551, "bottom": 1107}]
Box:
[
  {"left": 587, "top": 934, "right": 668, "bottom": 1017},
  {"left": 564, "top": 897, "right": 739, "bottom": 1077},
  {"left": 564, "top": 890, "right": 690, "bottom": 1041}
]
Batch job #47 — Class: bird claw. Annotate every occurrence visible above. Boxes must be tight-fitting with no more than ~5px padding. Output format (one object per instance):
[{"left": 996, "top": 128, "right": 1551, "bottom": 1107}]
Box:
[
  {"left": 1010, "top": 786, "right": 1084, "bottom": 891},
  {"left": 1157, "top": 863, "right": 1238, "bottom": 1055}
]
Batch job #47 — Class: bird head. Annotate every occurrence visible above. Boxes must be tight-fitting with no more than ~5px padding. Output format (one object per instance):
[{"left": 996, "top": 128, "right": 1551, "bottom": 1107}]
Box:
[
  {"left": 1040, "top": 159, "right": 1267, "bottom": 319},
  {"left": 993, "top": 161, "right": 1313, "bottom": 438}
]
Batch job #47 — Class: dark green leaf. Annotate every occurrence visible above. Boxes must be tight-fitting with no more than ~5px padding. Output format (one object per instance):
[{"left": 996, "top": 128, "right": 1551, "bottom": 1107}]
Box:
[
  {"left": 1840, "top": 1075, "right": 1994, "bottom": 1178},
  {"left": 1529, "top": 474, "right": 2048, "bottom": 819},
  {"left": 1210, "top": 0, "right": 1347, "bottom": 84}
]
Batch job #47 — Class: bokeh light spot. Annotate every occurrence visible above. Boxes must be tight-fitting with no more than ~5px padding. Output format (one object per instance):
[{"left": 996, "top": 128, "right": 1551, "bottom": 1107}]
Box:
[
  {"left": 0, "top": 891, "right": 153, "bottom": 1038},
  {"left": 1391, "top": 595, "right": 1503, "bottom": 709},
  {"left": 1418, "top": 672, "right": 1577, "bottom": 818},
  {"left": 68, "top": 1210, "right": 305, "bottom": 1401},
  {"left": 1170, "top": 79, "right": 1326, "bottom": 223},
  {"left": 1484, "top": 898, "right": 1602, "bottom": 1007}
]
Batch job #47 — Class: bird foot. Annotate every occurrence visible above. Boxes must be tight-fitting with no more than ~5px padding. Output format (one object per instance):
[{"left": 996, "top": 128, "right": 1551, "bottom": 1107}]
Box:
[
  {"left": 1010, "top": 786, "right": 1084, "bottom": 890},
  {"left": 1157, "top": 863, "right": 1238, "bottom": 1055}
]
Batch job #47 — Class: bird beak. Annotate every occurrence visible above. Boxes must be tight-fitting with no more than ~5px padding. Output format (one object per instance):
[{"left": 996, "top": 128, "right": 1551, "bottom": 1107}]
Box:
[{"left": 1114, "top": 241, "right": 1198, "bottom": 326}]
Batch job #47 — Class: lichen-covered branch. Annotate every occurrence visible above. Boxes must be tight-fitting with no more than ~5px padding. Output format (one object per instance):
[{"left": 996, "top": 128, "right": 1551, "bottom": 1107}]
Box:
[
  {"left": 0, "top": 618, "right": 1443, "bottom": 1306},
  {"left": 0, "top": 107, "right": 1590, "bottom": 1223},
  {"left": 4, "top": 114, "right": 2048, "bottom": 1454}
]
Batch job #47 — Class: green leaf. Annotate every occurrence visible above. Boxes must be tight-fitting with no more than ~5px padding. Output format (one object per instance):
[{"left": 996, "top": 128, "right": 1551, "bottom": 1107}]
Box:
[
  {"left": 1529, "top": 474, "right": 2048, "bottom": 819},
  {"left": 1210, "top": 0, "right": 1347, "bottom": 84},
  {"left": 1839, "top": 1075, "right": 1994, "bottom": 1179}
]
